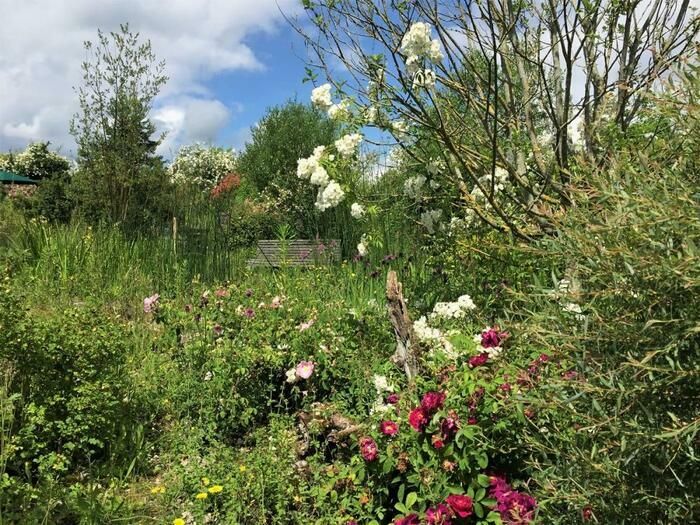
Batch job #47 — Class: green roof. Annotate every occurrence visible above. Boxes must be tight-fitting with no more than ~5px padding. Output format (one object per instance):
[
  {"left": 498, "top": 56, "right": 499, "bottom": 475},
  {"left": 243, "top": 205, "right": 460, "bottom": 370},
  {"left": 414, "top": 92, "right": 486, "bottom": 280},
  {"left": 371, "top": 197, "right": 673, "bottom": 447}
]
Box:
[{"left": 0, "top": 170, "right": 38, "bottom": 184}]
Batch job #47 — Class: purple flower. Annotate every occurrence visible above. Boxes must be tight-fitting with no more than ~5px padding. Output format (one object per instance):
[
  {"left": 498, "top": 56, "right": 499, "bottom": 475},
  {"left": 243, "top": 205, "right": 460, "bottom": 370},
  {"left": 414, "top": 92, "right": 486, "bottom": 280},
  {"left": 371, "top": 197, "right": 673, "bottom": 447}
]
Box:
[
  {"left": 213, "top": 324, "right": 223, "bottom": 336},
  {"left": 480, "top": 327, "right": 507, "bottom": 348},
  {"left": 244, "top": 307, "right": 255, "bottom": 318},
  {"left": 386, "top": 393, "right": 400, "bottom": 405}
]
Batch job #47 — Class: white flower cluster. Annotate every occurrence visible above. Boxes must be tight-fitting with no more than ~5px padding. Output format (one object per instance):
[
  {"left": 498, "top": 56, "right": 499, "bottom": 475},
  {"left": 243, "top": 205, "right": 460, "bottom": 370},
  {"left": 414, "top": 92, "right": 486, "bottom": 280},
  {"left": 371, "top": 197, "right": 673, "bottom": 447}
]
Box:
[
  {"left": 392, "top": 119, "right": 410, "bottom": 138},
  {"left": 311, "top": 83, "right": 333, "bottom": 110},
  {"left": 401, "top": 22, "right": 443, "bottom": 91},
  {"left": 365, "top": 106, "right": 378, "bottom": 124},
  {"left": 413, "top": 316, "right": 455, "bottom": 357},
  {"left": 357, "top": 233, "right": 369, "bottom": 256},
  {"left": 420, "top": 209, "right": 442, "bottom": 233},
  {"left": 431, "top": 295, "right": 477, "bottom": 320},
  {"left": 350, "top": 202, "right": 365, "bottom": 219},
  {"left": 297, "top": 145, "right": 346, "bottom": 211},
  {"left": 335, "top": 133, "right": 363, "bottom": 157},
  {"left": 370, "top": 374, "right": 396, "bottom": 414},
  {"left": 403, "top": 175, "right": 426, "bottom": 199},
  {"left": 170, "top": 144, "right": 237, "bottom": 188}
]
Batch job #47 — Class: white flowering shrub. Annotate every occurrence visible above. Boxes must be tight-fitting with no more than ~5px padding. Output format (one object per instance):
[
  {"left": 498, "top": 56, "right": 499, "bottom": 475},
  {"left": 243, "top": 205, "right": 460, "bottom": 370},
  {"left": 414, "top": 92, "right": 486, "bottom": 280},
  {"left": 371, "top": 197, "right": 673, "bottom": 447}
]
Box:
[
  {"left": 3, "top": 142, "right": 71, "bottom": 181},
  {"left": 170, "top": 144, "right": 237, "bottom": 189}
]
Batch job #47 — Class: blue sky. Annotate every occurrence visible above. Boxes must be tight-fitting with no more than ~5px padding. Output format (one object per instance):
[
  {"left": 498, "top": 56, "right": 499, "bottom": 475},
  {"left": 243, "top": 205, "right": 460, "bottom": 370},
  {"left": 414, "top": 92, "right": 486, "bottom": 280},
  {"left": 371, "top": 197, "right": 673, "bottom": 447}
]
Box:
[{"left": 0, "top": 0, "right": 321, "bottom": 159}]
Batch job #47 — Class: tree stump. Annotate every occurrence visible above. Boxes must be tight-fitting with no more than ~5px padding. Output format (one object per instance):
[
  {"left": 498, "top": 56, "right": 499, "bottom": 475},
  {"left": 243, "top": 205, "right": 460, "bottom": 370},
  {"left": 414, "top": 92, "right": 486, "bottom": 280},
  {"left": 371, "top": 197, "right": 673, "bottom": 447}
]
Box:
[{"left": 386, "top": 271, "right": 418, "bottom": 380}]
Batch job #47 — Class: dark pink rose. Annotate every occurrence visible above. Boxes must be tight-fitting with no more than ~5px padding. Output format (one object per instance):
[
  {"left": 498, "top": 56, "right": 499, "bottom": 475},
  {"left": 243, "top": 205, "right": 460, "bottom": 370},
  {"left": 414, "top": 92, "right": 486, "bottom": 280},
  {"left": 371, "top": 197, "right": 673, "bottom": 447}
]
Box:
[
  {"left": 359, "top": 436, "right": 378, "bottom": 461},
  {"left": 421, "top": 391, "right": 446, "bottom": 414},
  {"left": 386, "top": 393, "right": 400, "bottom": 404},
  {"left": 426, "top": 503, "right": 453, "bottom": 524},
  {"left": 408, "top": 407, "right": 428, "bottom": 432},
  {"left": 446, "top": 494, "right": 473, "bottom": 518},
  {"left": 394, "top": 514, "right": 420, "bottom": 525},
  {"left": 380, "top": 420, "right": 399, "bottom": 436},
  {"left": 469, "top": 353, "right": 489, "bottom": 368}
]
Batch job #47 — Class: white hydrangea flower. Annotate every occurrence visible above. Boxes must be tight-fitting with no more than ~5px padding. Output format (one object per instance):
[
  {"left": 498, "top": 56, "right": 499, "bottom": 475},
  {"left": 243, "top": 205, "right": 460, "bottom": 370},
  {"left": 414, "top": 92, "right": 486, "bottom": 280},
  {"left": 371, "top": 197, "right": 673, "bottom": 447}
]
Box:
[
  {"left": 311, "top": 83, "right": 333, "bottom": 110},
  {"left": 328, "top": 99, "right": 350, "bottom": 120},
  {"left": 403, "top": 175, "right": 426, "bottom": 199},
  {"left": 315, "top": 180, "right": 345, "bottom": 211},
  {"left": 309, "top": 165, "right": 330, "bottom": 187},
  {"left": 335, "top": 133, "right": 363, "bottom": 157},
  {"left": 420, "top": 209, "right": 443, "bottom": 233},
  {"left": 350, "top": 203, "right": 365, "bottom": 219}
]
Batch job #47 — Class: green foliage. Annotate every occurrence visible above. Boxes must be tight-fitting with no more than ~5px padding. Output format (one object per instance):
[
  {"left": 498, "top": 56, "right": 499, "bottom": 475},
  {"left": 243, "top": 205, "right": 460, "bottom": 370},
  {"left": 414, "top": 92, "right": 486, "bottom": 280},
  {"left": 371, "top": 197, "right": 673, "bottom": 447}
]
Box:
[
  {"left": 1, "top": 142, "right": 71, "bottom": 181},
  {"left": 237, "top": 100, "right": 339, "bottom": 236},
  {"left": 70, "top": 23, "right": 170, "bottom": 228}
]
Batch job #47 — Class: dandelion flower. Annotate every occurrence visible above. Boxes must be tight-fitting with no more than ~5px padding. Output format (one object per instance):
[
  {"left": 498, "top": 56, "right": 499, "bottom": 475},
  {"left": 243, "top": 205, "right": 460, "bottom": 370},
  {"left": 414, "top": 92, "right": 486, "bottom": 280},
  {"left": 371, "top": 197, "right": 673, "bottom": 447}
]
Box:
[
  {"left": 196, "top": 492, "right": 208, "bottom": 500},
  {"left": 208, "top": 485, "right": 224, "bottom": 494}
]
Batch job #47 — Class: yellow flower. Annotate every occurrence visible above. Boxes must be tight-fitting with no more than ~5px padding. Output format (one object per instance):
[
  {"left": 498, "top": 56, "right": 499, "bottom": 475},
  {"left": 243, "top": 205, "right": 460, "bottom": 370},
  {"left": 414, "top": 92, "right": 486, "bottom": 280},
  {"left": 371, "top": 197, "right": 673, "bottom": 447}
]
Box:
[
  {"left": 195, "top": 492, "right": 208, "bottom": 500},
  {"left": 173, "top": 519, "right": 186, "bottom": 525},
  {"left": 239, "top": 465, "right": 247, "bottom": 472},
  {"left": 201, "top": 477, "right": 210, "bottom": 486},
  {"left": 208, "top": 485, "right": 223, "bottom": 494},
  {"left": 150, "top": 485, "right": 165, "bottom": 494}
]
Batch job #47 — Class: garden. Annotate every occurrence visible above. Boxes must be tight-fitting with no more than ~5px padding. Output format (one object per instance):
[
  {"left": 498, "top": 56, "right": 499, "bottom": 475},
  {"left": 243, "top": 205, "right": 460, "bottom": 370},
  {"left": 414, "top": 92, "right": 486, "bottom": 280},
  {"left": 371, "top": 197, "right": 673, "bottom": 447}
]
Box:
[{"left": 0, "top": 2, "right": 699, "bottom": 524}]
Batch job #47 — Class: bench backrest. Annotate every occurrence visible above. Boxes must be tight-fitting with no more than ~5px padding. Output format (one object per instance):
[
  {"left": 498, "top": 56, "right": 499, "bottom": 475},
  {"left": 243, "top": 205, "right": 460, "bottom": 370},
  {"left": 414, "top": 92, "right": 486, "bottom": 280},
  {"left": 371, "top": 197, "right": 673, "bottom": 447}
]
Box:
[{"left": 247, "top": 239, "right": 341, "bottom": 267}]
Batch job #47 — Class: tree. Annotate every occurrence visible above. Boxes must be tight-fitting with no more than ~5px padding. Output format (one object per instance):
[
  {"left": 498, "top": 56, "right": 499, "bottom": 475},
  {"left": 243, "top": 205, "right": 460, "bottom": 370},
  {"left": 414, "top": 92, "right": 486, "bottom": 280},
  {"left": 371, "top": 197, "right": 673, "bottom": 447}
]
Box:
[
  {"left": 70, "top": 24, "right": 169, "bottom": 226},
  {"left": 237, "top": 100, "right": 339, "bottom": 235},
  {"left": 293, "top": 0, "right": 699, "bottom": 238}
]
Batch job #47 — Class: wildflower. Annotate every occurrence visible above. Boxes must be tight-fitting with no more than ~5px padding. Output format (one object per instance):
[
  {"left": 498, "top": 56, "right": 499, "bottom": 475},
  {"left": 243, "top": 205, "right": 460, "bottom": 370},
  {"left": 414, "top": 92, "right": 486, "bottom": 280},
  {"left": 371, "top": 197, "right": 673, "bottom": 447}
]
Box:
[
  {"left": 403, "top": 175, "right": 426, "bottom": 199},
  {"left": 297, "top": 318, "right": 315, "bottom": 331},
  {"left": 380, "top": 420, "right": 399, "bottom": 436},
  {"left": 359, "top": 436, "right": 378, "bottom": 461},
  {"left": 150, "top": 485, "right": 165, "bottom": 494},
  {"left": 426, "top": 503, "right": 452, "bottom": 524},
  {"left": 357, "top": 235, "right": 369, "bottom": 257},
  {"left": 212, "top": 324, "right": 223, "bottom": 336},
  {"left": 239, "top": 465, "right": 247, "bottom": 472},
  {"left": 244, "top": 307, "right": 255, "bottom": 319},
  {"left": 468, "top": 416, "right": 478, "bottom": 425},
  {"left": 442, "top": 460, "right": 456, "bottom": 472},
  {"left": 413, "top": 316, "right": 442, "bottom": 343},
  {"left": 214, "top": 288, "right": 229, "bottom": 298},
  {"left": 373, "top": 374, "right": 393, "bottom": 393},
  {"left": 421, "top": 391, "right": 446, "bottom": 414},
  {"left": 202, "top": 477, "right": 210, "bottom": 485},
  {"left": 409, "top": 407, "right": 429, "bottom": 431},
  {"left": 562, "top": 370, "right": 578, "bottom": 380},
  {"left": 204, "top": 371, "right": 213, "bottom": 381},
  {"left": 311, "top": 83, "right": 333, "bottom": 110},
  {"left": 350, "top": 202, "right": 365, "bottom": 219},
  {"left": 295, "top": 361, "right": 315, "bottom": 379},
  {"left": 446, "top": 494, "right": 474, "bottom": 518},
  {"left": 285, "top": 367, "right": 298, "bottom": 384},
  {"left": 499, "top": 382, "right": 512, "bottom": 392},
  {"left": 394, "top": 514, "right": 420, "bottom": 525},
  {"left": 270, "top": 296, "right": 282, "bottom": 308},
  {"left": 173, "top": 519, "right": 185, "bottom": 525},
  {"left": 143, "top": 293, "right": 160, "bottom": 313},
  {"left": 386, "top": 393, "right": 399, "bottom": 405},
  {"left": 335, "top": 133, "right": 363, "bottom": 157},
  {"left": 208, "top": 485, "right": 223, "bottom": 494},
  {"left": 196, "top": 492, "right": 208, "bottom": 500}
]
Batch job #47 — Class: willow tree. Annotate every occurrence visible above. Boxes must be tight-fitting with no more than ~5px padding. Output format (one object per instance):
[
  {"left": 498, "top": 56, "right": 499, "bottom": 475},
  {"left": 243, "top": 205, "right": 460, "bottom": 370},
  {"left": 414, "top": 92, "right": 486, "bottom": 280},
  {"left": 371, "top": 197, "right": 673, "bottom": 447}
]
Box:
[{"left": 293, "top": 0, "right": 699, "bottom": 238}]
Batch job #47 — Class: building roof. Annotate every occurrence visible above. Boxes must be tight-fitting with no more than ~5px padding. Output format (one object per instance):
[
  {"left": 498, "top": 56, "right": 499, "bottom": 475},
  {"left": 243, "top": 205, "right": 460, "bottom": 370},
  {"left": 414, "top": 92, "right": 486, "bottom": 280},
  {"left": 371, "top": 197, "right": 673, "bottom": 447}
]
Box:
[{"left": 0, "top": 170, "right": 38, "bottom": 184}]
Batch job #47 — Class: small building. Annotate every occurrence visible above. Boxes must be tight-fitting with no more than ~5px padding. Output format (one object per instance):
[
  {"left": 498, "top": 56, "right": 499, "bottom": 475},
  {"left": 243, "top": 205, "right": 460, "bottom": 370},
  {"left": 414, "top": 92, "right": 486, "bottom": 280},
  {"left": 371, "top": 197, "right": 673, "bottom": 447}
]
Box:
[
  {"left": 0, "top": 170, "right": 38, "bottom": 185},
  {"left": 1, "top": 170, "right": 38, "bottom": 198}
]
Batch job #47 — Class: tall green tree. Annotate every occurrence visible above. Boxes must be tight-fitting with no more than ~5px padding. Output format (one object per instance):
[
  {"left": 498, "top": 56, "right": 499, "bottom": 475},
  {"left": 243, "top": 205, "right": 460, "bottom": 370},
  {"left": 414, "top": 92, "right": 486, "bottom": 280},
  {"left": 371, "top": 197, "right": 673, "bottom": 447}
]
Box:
[
  {"left": 70, "top": 24, "right": 169, "bottom": 227},
  {"left": 237, "top": 100, "right": 339, "bottom": 235}
]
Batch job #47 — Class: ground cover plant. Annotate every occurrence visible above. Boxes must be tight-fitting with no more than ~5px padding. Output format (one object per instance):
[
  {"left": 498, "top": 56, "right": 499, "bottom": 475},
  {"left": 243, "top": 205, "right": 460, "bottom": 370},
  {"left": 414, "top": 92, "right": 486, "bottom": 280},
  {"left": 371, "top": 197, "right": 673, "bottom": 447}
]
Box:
[{"left": 1, "top": 4, "right": 699, "bottom": 524}]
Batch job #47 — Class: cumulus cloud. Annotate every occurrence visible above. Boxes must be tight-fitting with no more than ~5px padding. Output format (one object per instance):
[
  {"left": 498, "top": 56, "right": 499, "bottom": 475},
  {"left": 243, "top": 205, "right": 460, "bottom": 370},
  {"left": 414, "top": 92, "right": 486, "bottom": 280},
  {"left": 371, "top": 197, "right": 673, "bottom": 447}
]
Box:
[{"left": 0, "top": 0, "right": 300, "bottom": 156}]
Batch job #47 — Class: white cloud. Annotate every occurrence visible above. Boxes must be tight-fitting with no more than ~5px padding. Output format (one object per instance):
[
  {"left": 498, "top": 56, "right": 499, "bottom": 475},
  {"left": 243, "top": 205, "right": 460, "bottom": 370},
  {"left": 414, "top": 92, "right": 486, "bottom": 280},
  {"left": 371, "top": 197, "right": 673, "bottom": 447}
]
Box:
[{"left": 0, "top": 0, "right": 300, "bottom": 157}]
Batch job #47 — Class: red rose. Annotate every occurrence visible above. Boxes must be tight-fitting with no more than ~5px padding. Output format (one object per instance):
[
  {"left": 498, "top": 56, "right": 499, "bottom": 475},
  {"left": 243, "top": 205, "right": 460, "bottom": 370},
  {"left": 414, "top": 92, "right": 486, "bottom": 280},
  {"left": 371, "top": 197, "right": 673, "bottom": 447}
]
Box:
[
  {"left": 386, "top": 393, "right": 400, "bottom": 404},
  {"left": 359, "top": 436, "right": 378, "bottom": 461},
  {"left": 380, "top": 420, "right": 399, "bottom": 436},
  {"left": 431, "top": 434, "right": 445, "bottom": 449},
  {"left": 394, "top": 514, "right": 420, "bottom": 525},
  {"left": 408, "top": 407, "right": 429, "bottom": 432},
  {"left": 480, "top": 327, "right": 507, "bottom": 348},
  {"left": 446, "top": 494, "right": 474, "bottom": 518},
  {"left": 468, "top": 353, "right": 489, "bottom": 368},
  {"left": 420, "top": 391, "right": 446, "bottom": 414}
]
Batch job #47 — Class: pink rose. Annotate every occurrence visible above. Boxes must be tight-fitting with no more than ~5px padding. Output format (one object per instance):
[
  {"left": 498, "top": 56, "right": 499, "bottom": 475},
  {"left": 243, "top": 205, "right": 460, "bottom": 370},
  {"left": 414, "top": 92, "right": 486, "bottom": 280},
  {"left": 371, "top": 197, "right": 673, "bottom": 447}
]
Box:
[
  {"left": 420, "top": 391, "right": 446, "bottom": 414},
  {"left": 468, "top": 352, "right": 489, "bottom": 368},
  {"left": 295, "top": 361, "right": 315, "bottom": 379},
  {"left": 380, "top": 420, "right": 399, "bottom": 436},
  {"left": 359, "top": 436, "right": 378, "bottom": 461}
]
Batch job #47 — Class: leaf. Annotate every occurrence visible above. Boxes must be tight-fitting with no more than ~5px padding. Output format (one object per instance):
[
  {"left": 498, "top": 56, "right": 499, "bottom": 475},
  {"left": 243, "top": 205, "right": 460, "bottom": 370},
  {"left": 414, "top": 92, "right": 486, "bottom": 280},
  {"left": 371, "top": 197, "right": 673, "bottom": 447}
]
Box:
[{"left": 406, "top": 492, "right": 418, "bottom": 509}]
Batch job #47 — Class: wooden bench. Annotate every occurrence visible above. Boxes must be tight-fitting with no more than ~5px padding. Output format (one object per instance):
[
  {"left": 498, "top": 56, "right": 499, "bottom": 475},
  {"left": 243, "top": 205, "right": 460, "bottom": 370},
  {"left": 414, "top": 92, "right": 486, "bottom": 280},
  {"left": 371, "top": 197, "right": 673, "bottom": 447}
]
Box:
[{"left": 247, "top": 239, "right": 341, "bottom": 267}]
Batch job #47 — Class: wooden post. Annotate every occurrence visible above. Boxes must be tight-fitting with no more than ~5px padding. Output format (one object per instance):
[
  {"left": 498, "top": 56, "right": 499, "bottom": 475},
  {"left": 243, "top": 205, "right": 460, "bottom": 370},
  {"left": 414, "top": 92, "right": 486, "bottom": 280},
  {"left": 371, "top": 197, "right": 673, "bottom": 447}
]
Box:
[
  {"left": 172, "top": 216, "right": 177, "bottom": 256},
  {"left": 386, "top": 271, "right": 418, "bottom": 380}
]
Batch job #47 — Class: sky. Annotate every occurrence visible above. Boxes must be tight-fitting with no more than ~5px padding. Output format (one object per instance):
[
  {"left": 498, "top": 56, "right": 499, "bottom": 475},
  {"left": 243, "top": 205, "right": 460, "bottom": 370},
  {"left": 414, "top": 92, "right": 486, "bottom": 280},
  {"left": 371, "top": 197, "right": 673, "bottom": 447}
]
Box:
[{"left": 0, "top": 0, "right": 318, "bottom": 159}]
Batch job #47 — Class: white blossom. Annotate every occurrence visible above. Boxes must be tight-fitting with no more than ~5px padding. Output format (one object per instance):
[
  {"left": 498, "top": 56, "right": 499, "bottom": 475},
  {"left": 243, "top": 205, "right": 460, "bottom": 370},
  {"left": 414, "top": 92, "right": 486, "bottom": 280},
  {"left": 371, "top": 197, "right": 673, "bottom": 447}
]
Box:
[
  {"left": 392, "top": 119, "right": 409, "bottom": 137},
  {"left": 350, "top": 203, "right": 366, "bottom": 219},
  {"left": 413, "top": 316, "right": 442, "bottom": 343},
  {"left": 412, "top": 68, "right": 437, "bottom": 90},
  {"left": 309, "top": 165, "right": 330, "bottom": 187},
  {"left": 373, "top": 374, "right": 394, "bottom": 393},
  {"left": 429, "top": 39, "right": 444, "bottom": 62},
  {"left": 328, "top": 99, "right": 350, "bottom": 120},
  {"left": 420, "top": 209, "right": 443, "bottom": 233},
  {"left": 315, "top": 180, "right": 345, "bottom": 211},
  {"left": 403, "top": 175, "right": 426, "bottom": 199},
  {"left": 365, "top": 106, "right": 378, "bottom": 124},
  {"left": 335, "top": 133, "right": 363, "bottom": 157},
  {"left": 357, "top": 234, "right": 368, "bottom": 256},
  {"left": 311, "top": 83, "right": 333, "bottom": 110},
  {"left": 401, "top": 22, "right": 433, "bottom": 57}
]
